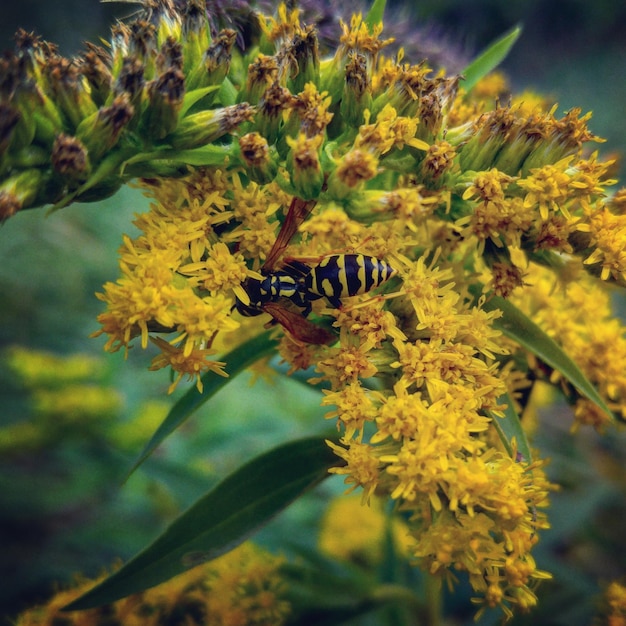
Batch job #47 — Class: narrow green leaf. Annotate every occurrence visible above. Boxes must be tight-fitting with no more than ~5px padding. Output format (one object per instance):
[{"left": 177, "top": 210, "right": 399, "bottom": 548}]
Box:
[
  {"left": 128, "top": 331, "right": 278, "bottom": 476},
  {"left": 179, "top": 85, "right": 221, "bottom": 117},
  {"left": 64, "top": 435, "right": 341, "bottom": 611},
  {"left": 488, "top": 392, "right": 533, "bottom": 462},
  {"left": 460, "top": 26, "right": 522, "bottom": 92},
  {"left": 121, "top": 144, "right": 233, "bottom": 173},
  {"left": 218, "top": 77, "right": 238, "bottom": 106},
  {"left": 365, "top": 0, "right": 386, "bottom": 29},
  {"left": 484, "top": 296, "right": 614, "bottom": 420}
]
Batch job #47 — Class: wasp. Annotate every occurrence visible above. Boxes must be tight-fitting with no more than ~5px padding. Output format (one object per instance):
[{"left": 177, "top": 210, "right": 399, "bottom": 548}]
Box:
[{"left": 234, "top": 197, "right": 397, "bottom": 344}]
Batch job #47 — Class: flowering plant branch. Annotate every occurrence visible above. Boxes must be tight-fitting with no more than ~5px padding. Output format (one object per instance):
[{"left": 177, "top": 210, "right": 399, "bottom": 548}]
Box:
[{"left": 4, "top": 0, "right": 626, "bottom": 622}]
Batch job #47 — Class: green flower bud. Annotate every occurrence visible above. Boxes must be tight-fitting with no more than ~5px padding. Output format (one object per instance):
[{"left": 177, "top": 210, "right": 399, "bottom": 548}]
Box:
[
  {"left": 155, "top": 1, "right": 183, "bottom": 49},
  {"left": 114, "top": 56, "right": 146, "bottom": 126},
  {"left": 51, "top": 133, "right": 91, "bottom": 187},
  {"left": 0, "top": 168, "right": 45, "bottom": 218},
  {"left": 240, "top": 55, "right": 279, "bottom": 105},
  {"left": 78, "top": 43, "right": 113, "bottom": 107},
  {"left": 326, "top": 148, "right": 379, "bottom": 201},
  {"left": 255, "top": 81, "right": 293, "bottom": 145},
  {"left": 285, "top": 132, "right": 324, "bottom": 199},
  {"left": 168, "top": 103, "right": 255, "bottom": 150},
  {"left": 128, "top": 20, "right": 158, "bottom": 68},
  {"left": 283, "top": 27, "right": 320, "bottom": 94},
  {"left": 237, "top": 132, "right": 278, "bottom": 184},
  {"left": 76, "top": 94, "right": 134, "bottom": 161},
  {"left": 180, "top": 0, "right": 210, "bottom": 70},
  {"left": 340, "top": 52, "right": 372, "bottom": 129},
  {"left": 371, "top": 63, "right": 432, "bottom": 118},
  {"left": 110, "top": 23, "right": 130, "bottom": 76},
  {"left": 456, "top": 107, "right": 515, "bottom": 173},
  {"left": 0, "top": 104, "right": 20, "bottom": 156},
  {"left": 420, "top": 140, "right": 457, "bottom": 189},
  {"left": 3, "top": 49, "right": 63, "bottom": 150},
  {"left": 43, "top": 57, "right": 98, "bottom": 131},
  {"left": 187, "top": 29, "right": 237, "bottom": 92},
  {"left": 141, "top": 68, "right": 185, "bottom": 139}
]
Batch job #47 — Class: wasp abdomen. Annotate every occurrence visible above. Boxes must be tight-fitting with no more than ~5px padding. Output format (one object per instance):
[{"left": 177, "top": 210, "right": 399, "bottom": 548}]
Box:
[{"left": 305, "top": 254, "right": 396, "bottom": 309}]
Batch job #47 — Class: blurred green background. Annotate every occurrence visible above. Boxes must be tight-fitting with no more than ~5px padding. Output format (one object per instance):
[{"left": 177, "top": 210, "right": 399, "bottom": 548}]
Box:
[{"left": 1, "top": 2, "right": 626, "bottom": 625}]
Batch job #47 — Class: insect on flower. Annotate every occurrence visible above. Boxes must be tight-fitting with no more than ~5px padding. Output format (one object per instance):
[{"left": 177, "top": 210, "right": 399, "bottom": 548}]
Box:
[{"left": 235, "top": 196, "right": 397, "bottom": 344}]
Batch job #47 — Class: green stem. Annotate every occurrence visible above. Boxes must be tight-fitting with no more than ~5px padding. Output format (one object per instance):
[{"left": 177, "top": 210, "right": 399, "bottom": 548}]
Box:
[{"left": 425, "top": 573, "right": 443, "bottom": 626}]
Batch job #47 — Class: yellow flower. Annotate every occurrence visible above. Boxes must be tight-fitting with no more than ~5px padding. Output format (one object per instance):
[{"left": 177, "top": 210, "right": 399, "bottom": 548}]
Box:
[
  {"left": 319, "top": 494, "right": 412, "bottom": 566},
  {"left": 178, "top": 242, "right": 252, "bottom": 301},
  {"left": 326, "top": 438, "right": 385, "bottom": 502},
  {"left": 313, "top": 344, "right": 379, "bottom": 389},
  {"left": 577, "top": 206, "right": 626, "bottom": 282},
  {"left": 16, "top": 543, "right": 290, "bottom": 626},
  {"left": 603, "top": 581, "right": 626, "bottom": 625},
  {"left": 517, "top": 157, "right": 574, "bottom": 221},
  {"left": 321, "top": 381, "right": 377, "bottom": 440},
  {"left": 25, "top": 2, "right": 623, "bottom": 617},
  {"left": 511, "top": 262, "right": 626, "bottom": 426},
  {"left": 149, "top": 336, "right": 228, "bottom": 394}
]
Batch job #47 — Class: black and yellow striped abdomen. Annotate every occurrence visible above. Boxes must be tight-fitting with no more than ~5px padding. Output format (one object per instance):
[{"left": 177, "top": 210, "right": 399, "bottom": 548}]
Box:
[{"left": 304, "top": 254, "right": 396, "bottom": 309}]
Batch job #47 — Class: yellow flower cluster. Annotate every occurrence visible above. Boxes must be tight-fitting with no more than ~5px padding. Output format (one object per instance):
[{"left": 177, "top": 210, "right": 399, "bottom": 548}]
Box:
[
  {"left": 602, "top": 580, "right": 626, "bottom": 626},
  {"left": 92, "top": 169, "right": 293, "bottom": 392},
  {"left": 16, "top": 543, "right": 290, "bottom": 626},
  {"left": 10, "top": 0, "right": 624, "bottom": 617},
  {"left": 318, "top": 494, "right": 413, "bottom": 566},
  {"left": 0, "top": 346, "right": 122, "bottom": 453},
  {"left": 511, "top": 260, "right": 626, "bottom": 430}
]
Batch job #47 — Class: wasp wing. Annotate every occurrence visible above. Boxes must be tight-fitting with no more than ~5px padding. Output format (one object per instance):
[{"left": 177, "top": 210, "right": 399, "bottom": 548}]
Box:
[
  {"left": 263, "top": 301, "right": 335, "bottom": 345},
  {"left": 264, "top": 197, "right": 316, "bottom": 272}
]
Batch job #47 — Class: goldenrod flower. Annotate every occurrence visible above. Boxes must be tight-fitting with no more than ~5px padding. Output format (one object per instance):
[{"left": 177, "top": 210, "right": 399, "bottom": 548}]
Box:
[
  {"left": 15, "top": 542, "right": 290, "bottom": 626},
  {"left": 319, "top": 494, "right": 412, "bottom": 565},
  {"left": 4, "top": 1, "right": 625, "bottom": 619}
]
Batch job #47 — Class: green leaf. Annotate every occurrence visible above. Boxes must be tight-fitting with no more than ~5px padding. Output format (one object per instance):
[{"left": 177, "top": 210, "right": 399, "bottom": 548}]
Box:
[
  {"left": 128, "top": 331, "right": 278, "bottom": 476},
  {"left": 121, "top": 143, "right": 233, "bottom": 173},
  {"left": 64, "top": 435, "right": 341, "bottom": 611},
  {"left": 484, "top": 295, "right": 614, "bottom": 420},
  {"left": 488, "top": 391, "right": 533, "bottom": 461},
  {"left": 179, "top": 85, "right": 221, "bottom": 117},
  {"left": 365, "top": 0, "right": 386, "bottom": 29},
  {"left": 460, "top": 26, "right": 522, "bottom": 92},
  {"left": 218, "top": 77, "right": 238, "bottom": 106}
]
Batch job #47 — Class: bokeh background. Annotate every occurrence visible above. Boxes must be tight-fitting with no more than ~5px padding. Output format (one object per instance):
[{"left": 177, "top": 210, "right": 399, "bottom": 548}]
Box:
[{"left": 1, "top": 1, "right": 626, "bottom": 625}]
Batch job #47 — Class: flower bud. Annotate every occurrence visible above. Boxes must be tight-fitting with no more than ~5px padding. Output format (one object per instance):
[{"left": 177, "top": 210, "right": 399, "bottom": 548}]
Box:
[
  {"left": 168, "top": 102, "right": 255, "bottom": 150},
  {"left": 327, "top": 148, "right": 379, "bottom": 200},
  {"left": 371, "top": 62, "right": 431, "bottom": 118},
  {"left": 43, "top": 57, "right": 98, "bottom": 131},
  {"left": 256, "top": 81, "right": 293, "bottom": 146},
  {"left": 156, "top": 37, "right": 183, "bottom": 75},
  {"left": 339, "top": 52, "right": 372, "bottom": 129},
  {"left": 114, "top": 56, "right": 146, "bottom": 125},
  {"left": 51, "top": 133, "right": 91, "bottom": 187},
  {"left": 420, "top": 140, "right": 457, "bottom": 188},
  {"left": 128, "top": 20, "right": 158, "bottom": 66},
  {"left": 188, "top": 29, "right": 237, "bottom": 92},
  {"left": 0, "top": 169, "right": 45, "bottom": 218},
  {"left": 180, "top": 0, "right": 210, "bottom": 68},
  {"left": 282, "top": 27, "right": 320, "bottom": 94},
  {"left": 141, "top": 67, "right": 185, "bottom": 139},
  {"left": 285, "top": 132, "right": 324, "bottom": 199},
  {"left": 240, "top": 55, "right": 279, "bottom": 105},
  {"left": 237, "top": 132, "right": 278, "bottom": 184},
  {"left": 78, "top": 43, "right": 113, "bottom": 107},
  {"left": 76, "top": 94, "right": 134, "bottom": 160},
  {"left": 0, "top": 104, "right": 20, "bottom": 156}
]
